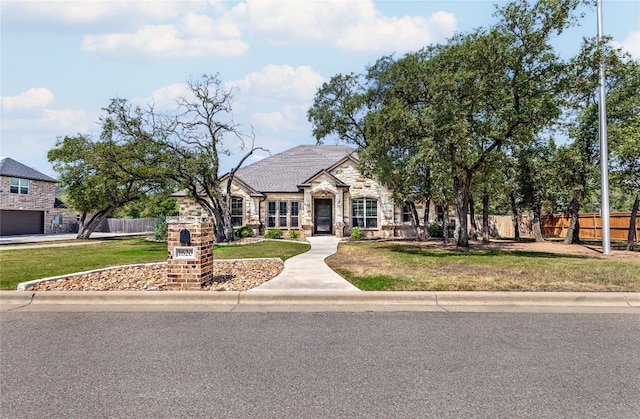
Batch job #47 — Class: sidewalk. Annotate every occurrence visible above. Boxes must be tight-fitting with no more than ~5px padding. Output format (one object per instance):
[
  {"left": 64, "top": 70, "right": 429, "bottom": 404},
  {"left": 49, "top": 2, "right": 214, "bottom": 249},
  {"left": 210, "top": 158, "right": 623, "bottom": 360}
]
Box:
[
  {"left": 0, "top": 232, "right": 150, "bottom": 249},
  {"left": 249, "top": 236, "right": 360, "bottom": 292}
]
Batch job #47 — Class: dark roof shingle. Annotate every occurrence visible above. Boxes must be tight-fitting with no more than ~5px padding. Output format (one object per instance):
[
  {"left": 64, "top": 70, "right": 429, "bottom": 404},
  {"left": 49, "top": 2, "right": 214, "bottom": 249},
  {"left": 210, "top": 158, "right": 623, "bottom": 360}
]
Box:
[
  {"left": 0, "top": 157, "right": 56, "bottom": 183},
  {"left": 234, "top": 145, "right": 356, "bottom": 192}
]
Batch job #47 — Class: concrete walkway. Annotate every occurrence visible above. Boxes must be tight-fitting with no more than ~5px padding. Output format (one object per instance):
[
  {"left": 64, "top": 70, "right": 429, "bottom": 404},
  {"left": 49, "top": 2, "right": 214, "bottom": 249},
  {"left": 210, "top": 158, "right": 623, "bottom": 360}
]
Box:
[{"left": 249, "top": 236, "right": 360, "bottom": 292}]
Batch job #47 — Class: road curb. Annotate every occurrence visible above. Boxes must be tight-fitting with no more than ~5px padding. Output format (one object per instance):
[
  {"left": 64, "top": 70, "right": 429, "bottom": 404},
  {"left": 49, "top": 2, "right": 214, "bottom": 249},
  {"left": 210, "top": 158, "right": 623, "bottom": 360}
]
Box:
[{"left": 1, "top": 290, "right": 638, "bottom": 308}]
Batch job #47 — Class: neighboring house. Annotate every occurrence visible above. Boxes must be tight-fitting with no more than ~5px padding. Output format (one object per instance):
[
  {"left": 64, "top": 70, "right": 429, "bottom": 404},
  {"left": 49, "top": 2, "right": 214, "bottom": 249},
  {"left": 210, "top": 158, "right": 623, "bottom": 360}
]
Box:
[
  {"left": 0, "top": 157, "right": 76, "bottom": 236},
  {"left": 175, "top": 144, "right": 442, "bottom": 239}
]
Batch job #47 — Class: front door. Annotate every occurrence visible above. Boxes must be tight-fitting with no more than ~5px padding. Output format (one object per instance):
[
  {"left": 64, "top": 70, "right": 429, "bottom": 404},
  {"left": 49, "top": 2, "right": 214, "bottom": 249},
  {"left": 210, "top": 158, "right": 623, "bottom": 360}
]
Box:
[{"left": 314, "top": 199, "right": 333, "bottom": 235}]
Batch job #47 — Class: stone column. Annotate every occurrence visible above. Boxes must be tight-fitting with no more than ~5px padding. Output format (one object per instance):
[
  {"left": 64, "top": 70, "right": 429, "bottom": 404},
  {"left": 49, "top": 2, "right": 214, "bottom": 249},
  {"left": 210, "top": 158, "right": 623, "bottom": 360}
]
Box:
[{"left": 166, "top": 216, "right": 214, "bottom": 290}]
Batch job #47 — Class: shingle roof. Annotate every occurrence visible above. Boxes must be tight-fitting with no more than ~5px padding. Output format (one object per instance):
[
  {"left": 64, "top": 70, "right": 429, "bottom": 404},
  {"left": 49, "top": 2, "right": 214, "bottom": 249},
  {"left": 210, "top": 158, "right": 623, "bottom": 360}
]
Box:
[
  {"left": 0, "top": 157, "right": 56, "bottom": 182},
  {"left": 233, "top": 145, "right": 356, "bottom": 193}
]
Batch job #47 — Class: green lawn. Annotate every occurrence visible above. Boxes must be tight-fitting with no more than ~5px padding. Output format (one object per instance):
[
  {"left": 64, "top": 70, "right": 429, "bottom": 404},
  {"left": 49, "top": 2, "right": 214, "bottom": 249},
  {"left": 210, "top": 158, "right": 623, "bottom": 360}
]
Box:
[
  {"left": 0, "top": 238, "right": 310, "bottom": 290},
  {"left": 326, "top": 241, "right": 640, "bottom": 292}
]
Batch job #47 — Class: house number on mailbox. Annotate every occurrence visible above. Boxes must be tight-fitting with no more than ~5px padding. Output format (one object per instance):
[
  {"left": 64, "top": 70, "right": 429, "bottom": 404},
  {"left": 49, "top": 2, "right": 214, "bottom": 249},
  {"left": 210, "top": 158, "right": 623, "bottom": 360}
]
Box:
[{"left": 174, "top": 247, "right": 196, "bottom": 260}]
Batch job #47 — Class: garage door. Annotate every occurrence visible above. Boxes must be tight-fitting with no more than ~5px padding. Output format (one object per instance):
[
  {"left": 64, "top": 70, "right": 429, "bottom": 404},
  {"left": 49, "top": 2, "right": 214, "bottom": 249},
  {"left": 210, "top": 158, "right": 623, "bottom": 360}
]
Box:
[{"left": 0, "top": 210, "right": 44, "bottom": 236}]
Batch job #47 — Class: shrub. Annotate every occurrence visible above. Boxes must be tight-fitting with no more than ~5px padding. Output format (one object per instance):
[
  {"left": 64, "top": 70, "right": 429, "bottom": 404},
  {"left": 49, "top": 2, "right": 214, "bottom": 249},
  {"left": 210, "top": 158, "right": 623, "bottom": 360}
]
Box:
[
  {"left": 265, "top": 229, "right": 283, "bottom": 239},
  {"left": 288, "top": 229, "right": 301, "bottom": 239},
  {"left": 350, "top": 227, "right": 365, "bottom": 240},
  {"left": 427, "top": 222, "right": 444, "bottom": 238},
  {"left": 153, "top": 215, "right": 168, "bottom": 241},
  {"left": 234, "top": 225, "right": 254, "bottom": 238},
  {"left": 428, "top": 222, "right": 454, "bottom": 238}
]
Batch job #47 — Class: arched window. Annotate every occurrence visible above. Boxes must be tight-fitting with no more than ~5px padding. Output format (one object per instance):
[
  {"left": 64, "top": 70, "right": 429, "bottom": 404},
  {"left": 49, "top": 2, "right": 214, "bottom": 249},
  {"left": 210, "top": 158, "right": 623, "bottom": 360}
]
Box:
[{"left": 231, "top": 196, "right": 243, "bottom": 227}]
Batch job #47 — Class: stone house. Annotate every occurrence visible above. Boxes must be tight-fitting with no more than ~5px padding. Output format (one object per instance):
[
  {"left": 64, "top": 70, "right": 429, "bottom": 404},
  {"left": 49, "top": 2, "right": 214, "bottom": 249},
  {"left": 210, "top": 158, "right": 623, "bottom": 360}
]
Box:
[
  {"left": 0, "top": 157, "right": 76, "bottom": 236},
  {"left": 176, "top": 144, "right": 442, "bottom": 239}
]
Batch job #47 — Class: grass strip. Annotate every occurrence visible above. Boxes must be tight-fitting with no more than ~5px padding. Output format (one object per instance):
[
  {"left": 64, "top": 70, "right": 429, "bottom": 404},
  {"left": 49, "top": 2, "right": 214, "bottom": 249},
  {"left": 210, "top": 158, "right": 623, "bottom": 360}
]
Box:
[
  {"left": 0, "top": 238, "right": 310, "bottom": 290},
  {"left": 327, "top": 241, "right": 640, "bottom": 292}
]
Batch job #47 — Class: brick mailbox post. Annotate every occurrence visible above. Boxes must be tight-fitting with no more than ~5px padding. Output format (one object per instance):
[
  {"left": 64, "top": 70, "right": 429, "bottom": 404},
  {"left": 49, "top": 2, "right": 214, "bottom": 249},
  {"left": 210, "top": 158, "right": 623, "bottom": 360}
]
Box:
[{"left": 166, "top": 216, "right": 214, "bottom": 290}]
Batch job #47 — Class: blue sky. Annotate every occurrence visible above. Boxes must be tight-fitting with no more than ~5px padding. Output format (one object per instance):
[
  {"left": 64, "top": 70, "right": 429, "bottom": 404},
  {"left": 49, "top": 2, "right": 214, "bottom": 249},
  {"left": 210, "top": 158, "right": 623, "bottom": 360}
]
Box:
[{"left": 1, "top": 0, "right": 639, "bottom": 178}]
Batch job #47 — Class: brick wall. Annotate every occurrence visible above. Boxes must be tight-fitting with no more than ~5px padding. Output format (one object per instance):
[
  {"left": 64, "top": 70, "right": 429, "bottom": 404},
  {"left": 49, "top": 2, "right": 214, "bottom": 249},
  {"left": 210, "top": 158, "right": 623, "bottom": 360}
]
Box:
[
  {"left": 166, "top": 217, "right": 214, "bottom": 290},
  {"left": 0, "top": 176, "right": 55, "bottom": 211}
]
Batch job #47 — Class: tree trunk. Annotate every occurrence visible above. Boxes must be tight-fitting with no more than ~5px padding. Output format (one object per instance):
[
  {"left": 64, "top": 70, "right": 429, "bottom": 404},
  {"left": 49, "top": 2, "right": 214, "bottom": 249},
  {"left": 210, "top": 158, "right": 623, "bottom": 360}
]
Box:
[
  {"left": 76, "top": 207, "right": 116, "bottom": 239},
  {"left": 564, "top": 199, "right": 581, "bottom": 244},
  {"left": 532, "top": 200, "right": 545, "bottom": 242},
  {"left": 627, "top": 193, "right": 639, "bottom": 251},
  {"left": 509, "top": 191, "right": 520, "bottom": 241},
  {"left": 405, "top": 202, "right": 425, "bottom": 241},
  {"left": 469, "top": 194, "right": 478, "bottom": 241},
  {"left": 442, "top": 202, "right": 449, "bottom": 245},
  {"left": 423, "top": 198, "right": 430, "bottom": 239},
  {"left": 482, "top": 191, "right": 490, "bottom": 243},
  {"left": 453, "top": 173, "right": 469, "bottom": 248}
]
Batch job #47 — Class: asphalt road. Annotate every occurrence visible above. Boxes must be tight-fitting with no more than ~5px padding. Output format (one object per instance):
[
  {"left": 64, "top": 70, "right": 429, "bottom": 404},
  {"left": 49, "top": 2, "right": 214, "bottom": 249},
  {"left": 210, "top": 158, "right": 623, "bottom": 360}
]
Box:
[{"left": 1, "top": 311, "right": 639, "bottom": 418}]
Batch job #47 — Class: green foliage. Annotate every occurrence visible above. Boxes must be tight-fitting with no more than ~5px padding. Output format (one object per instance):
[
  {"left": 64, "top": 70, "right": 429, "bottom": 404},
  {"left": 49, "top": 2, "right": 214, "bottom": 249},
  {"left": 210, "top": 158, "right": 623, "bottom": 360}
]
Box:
[
  {"left": 113, "top": 196, "right": 179, "bottom": 219},
  {"left": 427, "top": 223, "right": 454, "bottom": 238},
  {"left": 308, "top": 0, "right": 587, "bottom": 247},
  {"left": 288, "top": 229, "right": 301, "bottom": 239},
  {"left": 48, "top": 99, "right": 174, "bottom": 238},
  {"left": 350, "top": 227, "right": 365, "bottom": 240},
  {"left": 234, "top": 226, "right": 255, "bottom": 238},
  {"left": 428, "top": 223, "right": 444, "bottom": 238},
  {"left": 153, "top": 215, "right": 168, "bottom": 241},
  {"left": 264, "top": 229, "right": 283, "bottom": 239}
]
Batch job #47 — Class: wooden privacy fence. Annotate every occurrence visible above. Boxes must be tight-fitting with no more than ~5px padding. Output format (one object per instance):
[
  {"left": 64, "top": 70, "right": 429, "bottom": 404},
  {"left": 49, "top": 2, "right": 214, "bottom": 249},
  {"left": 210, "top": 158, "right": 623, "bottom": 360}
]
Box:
[
  {"left": 468, "top": 215, "right": 533, "bottom": 239},
  {"left": 98, "top": 218, "right": 157, "bottom": 233},
  {"left": 540, "top": 212, "right": 637, "bottom": 241}
]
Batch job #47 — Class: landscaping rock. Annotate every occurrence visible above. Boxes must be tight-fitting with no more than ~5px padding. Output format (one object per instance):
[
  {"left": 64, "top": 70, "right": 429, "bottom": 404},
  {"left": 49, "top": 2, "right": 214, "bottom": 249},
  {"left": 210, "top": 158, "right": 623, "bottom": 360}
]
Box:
[{"left": 27, "top": 259, "right": 284, "bottom": 291}]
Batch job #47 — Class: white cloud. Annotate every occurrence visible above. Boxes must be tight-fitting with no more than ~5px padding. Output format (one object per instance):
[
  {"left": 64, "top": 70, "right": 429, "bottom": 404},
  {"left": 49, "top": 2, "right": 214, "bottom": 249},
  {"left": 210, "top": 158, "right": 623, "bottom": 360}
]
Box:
[
  {"left": 337, "top": 10, "right": 457, "bottom": 52},
  {"left": 229, "top": 0, "right": 456, "bottom": 52},
  {"left": 40, "top": 108, "right": 98, "bottom": 132},
  {"left": 252, "top": 111, "right": 288, "bottom": 132},
  {"left": 3, "top": 1, "right": 196, "bottom": 24},
  {"left": 141, "top": 83, "right": 190, "bottom": 110},
  {"left": 1, "top": 88, "right": 55, "bottom": 111},
  {"left": 231, "top": 65, "right": 326, "bottom": 101},
  {"left": 82, "top": 21, "right": 248, "bottom": 58},
  {"left": 613, "top": 30, "right": 640, "bottom": 59}
]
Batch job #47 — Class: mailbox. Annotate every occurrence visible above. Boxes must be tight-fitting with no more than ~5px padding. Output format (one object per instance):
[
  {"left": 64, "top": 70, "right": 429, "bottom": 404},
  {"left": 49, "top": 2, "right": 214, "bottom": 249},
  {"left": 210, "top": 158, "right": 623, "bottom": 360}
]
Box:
[{"left": 179, "top": 228, "right": 191, "bottom": 245}]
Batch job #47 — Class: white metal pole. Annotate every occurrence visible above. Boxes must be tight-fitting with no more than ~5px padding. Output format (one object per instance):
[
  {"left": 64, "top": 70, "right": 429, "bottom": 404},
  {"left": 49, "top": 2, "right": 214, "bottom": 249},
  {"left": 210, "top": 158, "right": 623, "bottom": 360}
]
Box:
[{"left": 597, "top": 0, "right": 611, "bottom": 255}]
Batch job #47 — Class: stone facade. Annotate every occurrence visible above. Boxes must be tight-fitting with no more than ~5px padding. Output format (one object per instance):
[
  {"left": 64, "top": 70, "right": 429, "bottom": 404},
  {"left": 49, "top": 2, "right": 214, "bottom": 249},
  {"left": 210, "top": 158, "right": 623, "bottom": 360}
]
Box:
[{"left": 176, "top": 155, "right": 442, "bottom": 239}]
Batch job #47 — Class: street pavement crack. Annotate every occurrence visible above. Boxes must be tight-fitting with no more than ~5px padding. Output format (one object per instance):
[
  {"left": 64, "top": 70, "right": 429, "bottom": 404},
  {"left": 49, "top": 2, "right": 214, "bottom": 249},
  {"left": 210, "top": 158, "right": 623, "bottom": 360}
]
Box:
[
  {"left": 5, "top": 292, "right": 35, "bottom": 311},
  {"left": 434, "top": 293, "right": 449, "bottom": 312}
]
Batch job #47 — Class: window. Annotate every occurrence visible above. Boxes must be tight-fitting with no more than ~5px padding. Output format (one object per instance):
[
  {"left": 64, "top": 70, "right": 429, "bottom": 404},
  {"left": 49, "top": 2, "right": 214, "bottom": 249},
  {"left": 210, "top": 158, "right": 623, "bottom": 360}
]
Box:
[
  {"left": 10, "top": 178, "right": 29, "bottom": 194},
  {"left": 268, "top": 201, "right": 277, "bottom": 228},
  {"left": 230, "top": 196, "right": 243, "bottom": 227},
  {"left": 279, "top": 202, "right": 288, "bottom": 227},
  {"left": 267, "top": 200, "right": 301, "bottom": 228},
  {"left": 402, "top": 205, "right": 412, "bottom": 223},
  {"left": 290, "top": 202, "right": 299, "bottom": 228},
  {"left": 352, "top": 198, "right": 378, "bottom": 229},
  {"left": 437, "top": 205, "right": 445, "bottom": 222}
]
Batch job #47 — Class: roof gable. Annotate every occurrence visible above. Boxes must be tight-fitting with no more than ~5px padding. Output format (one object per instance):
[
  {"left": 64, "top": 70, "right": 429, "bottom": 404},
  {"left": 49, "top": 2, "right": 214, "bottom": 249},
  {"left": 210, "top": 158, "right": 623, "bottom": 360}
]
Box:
[
  {"left": 300, "top": 170, "right": 348, "bottom": 188},
  {"left": 233, "top": 144, "right": 356, "bottom": 192},
  {"left": 0, "top": 157, "right": 56, "bottom": 183}
]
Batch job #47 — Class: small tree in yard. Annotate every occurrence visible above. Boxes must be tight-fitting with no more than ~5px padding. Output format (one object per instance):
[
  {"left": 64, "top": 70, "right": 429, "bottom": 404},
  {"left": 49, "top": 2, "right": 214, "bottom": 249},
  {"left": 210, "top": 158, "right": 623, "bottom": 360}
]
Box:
[
  {"left": 49, "top": 74, "right": 265, "bottom": 242},
  {"left": 160, "top": 74, "right": 267, "bottom": 243},
  {"left": 48, "top": 101, "right": 172, "bottom": 239}
]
